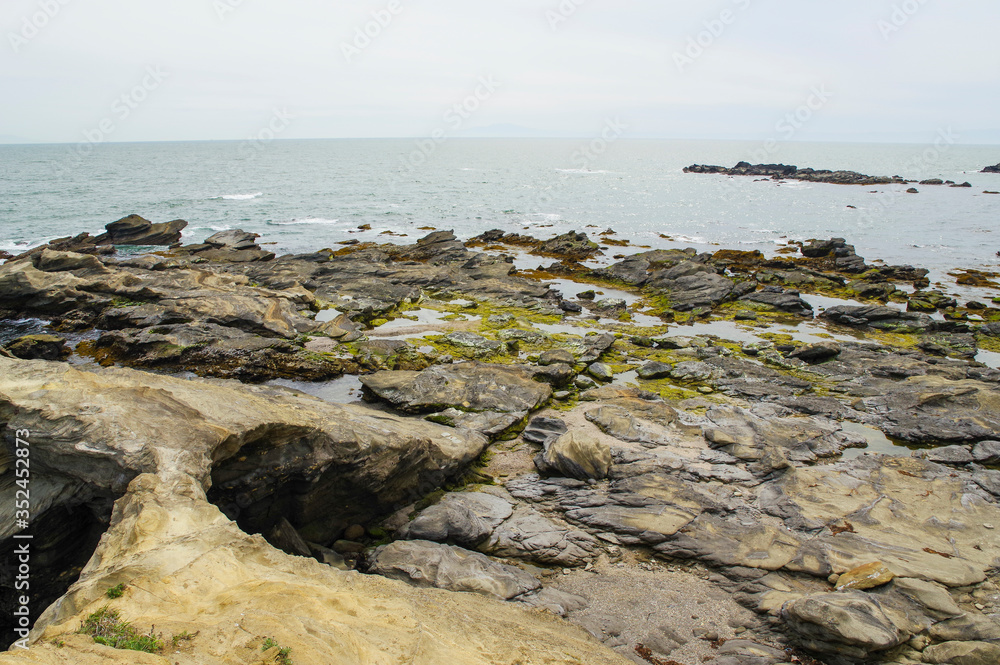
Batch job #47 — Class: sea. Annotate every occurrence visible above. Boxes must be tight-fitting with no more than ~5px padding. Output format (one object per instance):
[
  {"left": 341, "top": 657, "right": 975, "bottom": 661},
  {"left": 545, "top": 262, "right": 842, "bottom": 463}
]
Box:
[{"left": 1, "top": 138, "right": 998, "bottom": 287}]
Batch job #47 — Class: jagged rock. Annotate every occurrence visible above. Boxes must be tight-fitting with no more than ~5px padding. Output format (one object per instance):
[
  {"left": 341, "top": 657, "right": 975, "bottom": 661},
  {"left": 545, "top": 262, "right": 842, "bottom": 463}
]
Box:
[
  {"left": 539, "top": 349, "right": 575, "bottom": 366},
  {"left": 919, "top": 445, "right": 974, "bottom": 465},
  {"left": 425, "top": 408, "right": 524, "bottom": 437},
  {"left": 360, "top": 363, "right": 552, "bottom": 415},
  {"left": 443, "top": 331, "right": 505, "bottom": 357},
  {"left": 531, "top": 363, "right": 576, "bottom": 388},
  {"left": 740, "top": 287, "right": 814, "bottom": 316},
  {"left": 983, "top": 163, "right": 1000, "bottom": 173},
  {"left": 532, "top": 231, "right": 601, "bottom": 261},
  {"left": 648, "top": 269, "right": 735, "bottom": 311},
  {"left": 536, "top": 431, "right": 612, "bottom": 480},
  {"left": 972, "top": 440, "right": 1000, "bottom": 464},
  {"left": 95, "top": 214, "right": 187, "bottom": 246},
  {"left": 820, "top": 304, "right": 936, "bottom": 332},
  {"left": 588, "top": 362, "right": 614, "bottom": 381},
  {"left": 585, "top": 405, "right": 678, "bottom": 447},
  {"left": 266, "top": 517, "right": 313, "bottom": 557},
  {"left": 0, "top": 473, "right": 619, "bottom": 665},
  {"left": 923, "top": 641, "right": 1000, "bottom": 665},
  {"left": 637, "top": 361, "right": 673, "bottom": 380},
  {"left": 4, "top": 334, "right": 69, "bottom": 361},
  {"left": 403, "top": 492, "right": 513, "bottom": 547},
  {"left": 485, "top": 506, "right": 599, "bottom": 567},
  {"left": 518, "top": 587, "right": 589, "bottom": 617},
  {"left": 788, "top": 341, "right": 841, "bottom": 363},
  {"left": 780, "top": 591, "right": 906, "bottom": 659},
  {"left": 974, "top": 469, "right": 1000, "bottom": 497},
  {"left": 929, "top": 614, "right": 1000, "bottom": 642},
  {"left": 685, "top": 163, "right": 900, "bottom": 186},
  {"left": 368, "top": 540, "right": 541, "bottom": 600},
  {"left": 522, "top": 417, "right": 568, "bottom": 447},
  {"left": 204, "top": 229, "right": 261, "bottom": 250}
]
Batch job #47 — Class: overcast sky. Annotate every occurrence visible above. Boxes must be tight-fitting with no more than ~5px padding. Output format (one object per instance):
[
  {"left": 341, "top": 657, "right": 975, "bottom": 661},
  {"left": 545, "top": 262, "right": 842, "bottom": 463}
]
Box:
[{"left": 2, "top": 0, "right": 999, "bottom": 144}]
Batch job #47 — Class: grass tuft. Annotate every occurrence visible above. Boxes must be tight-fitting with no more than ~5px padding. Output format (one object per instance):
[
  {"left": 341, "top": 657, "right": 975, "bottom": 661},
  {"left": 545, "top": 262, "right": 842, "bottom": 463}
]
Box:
[{"left": 78, "top": 606, "right": 162, "bottom": 653}]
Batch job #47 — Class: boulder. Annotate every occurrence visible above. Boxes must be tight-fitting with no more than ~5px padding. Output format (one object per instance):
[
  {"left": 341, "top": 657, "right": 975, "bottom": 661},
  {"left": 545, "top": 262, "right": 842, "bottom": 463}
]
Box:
[
  {"left": 95, "top": 214, "right": 187, "bottom": 246},
  {"left": 740, "top": 288, "right": 814, "bottom": 316},
  {"left": 972, "top": 440, "right": 1000, "bottom": 464},
  {"left": 532, "top": 231, "right": 600, "bottom": 261},
  {"left": 485, "top": 506, "right": 600, "bottom": 567},
  {"left": 780, "top": 592, "right": 906, "bottom": 659},
  {"left": 923, "top": 641, "right": 1000, "bottom": 665},
  {"left": 920, "top": 445, "right": 974, "bottom": 465},
  {"left": 536, "top": 431, "right": 612, "bottom": 480},
  {"left": 367, "top": 540, "right": 541, "bottom": 600},
  {"left": 204, "top": 229, "right": 261, "bottom": 250},
  {"left": 4, "top": 334, "right": 70, "bottom": 361},
  {"left": 588, "top": 362, "right": 614, "bottom": 381},
  {"left": 539, "top": 349, "right": 575, "bottom": 366},
  {"left": 637, "top": 361, "right": 673, "bottom": 380},
  {"left": 648, "top": 270, "right": 735, "bottom": 311},
  {"left": 788, "top": 342, "right": 841, "bottom": 363},
  {"left": 980, "top": 163, "right": 1000, "bottom": 173},
  {"left": 834, "top": 562, "right": 895, "bottom": 591},
  {"left": 403, "top": 492, "right": 513, "bottom": 547},
  {"left": 360, "top": 363, "right": 552, "bottom": 415}
]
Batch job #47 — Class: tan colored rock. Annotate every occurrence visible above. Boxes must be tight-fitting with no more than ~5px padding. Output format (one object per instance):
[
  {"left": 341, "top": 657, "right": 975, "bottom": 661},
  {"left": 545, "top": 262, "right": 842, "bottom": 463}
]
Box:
[
  {"left": 538, "top": 431, "right": 612, "bottom": 480},
  {"left": 835, "top": 562, "right": 895, "bottom": 591}
]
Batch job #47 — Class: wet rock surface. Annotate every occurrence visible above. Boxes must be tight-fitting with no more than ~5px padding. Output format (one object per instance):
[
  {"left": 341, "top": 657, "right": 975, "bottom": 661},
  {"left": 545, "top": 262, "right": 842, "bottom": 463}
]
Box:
[{"left": 4, "top": 224, "right": 1000, "bottom": 665}]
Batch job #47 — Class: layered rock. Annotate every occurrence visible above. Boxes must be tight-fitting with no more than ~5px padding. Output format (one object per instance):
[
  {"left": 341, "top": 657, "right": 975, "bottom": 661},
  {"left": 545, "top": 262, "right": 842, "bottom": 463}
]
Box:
[
  {"left": 685, "top": 162, "right": 904, "bottom": 186},
  {"left": 94, "top": 214, "right": 187, "bottom": 246}
]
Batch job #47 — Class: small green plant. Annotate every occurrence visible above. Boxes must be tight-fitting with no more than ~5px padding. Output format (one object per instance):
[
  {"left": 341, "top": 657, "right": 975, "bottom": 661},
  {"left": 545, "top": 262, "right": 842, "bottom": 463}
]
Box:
[
  {"left": 172, "top": 630, "right": 197, "bottom": 646},
  {"left": 78, "top": 607, "right": 162, "bottom": 653},
  {"left": 262, "top": 637, "right": 293, "bottom": 664},
  {"left": 105, "top": 583, "right": 127, "bottom": 599}
]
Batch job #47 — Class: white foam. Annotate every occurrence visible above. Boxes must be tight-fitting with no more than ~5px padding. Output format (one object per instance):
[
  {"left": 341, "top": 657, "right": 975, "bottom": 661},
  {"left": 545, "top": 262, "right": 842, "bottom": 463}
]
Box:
[
  {"left": 212, "top": 192, "right": 263, "bottom": 200},
  {"left": 555, "top": 168, "right": 614, "bottom": 174},
  {"left": 268, "top": 218, "right": 341, "bottom": 226},
  {"left": 527, "top": 213, "right": 563, "bottom": 222}
]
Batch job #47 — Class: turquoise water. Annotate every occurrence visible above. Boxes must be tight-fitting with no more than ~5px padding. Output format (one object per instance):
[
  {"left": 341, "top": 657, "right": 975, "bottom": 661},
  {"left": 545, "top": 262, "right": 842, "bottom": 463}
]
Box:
[{"left": 1, "top": 139, "right": 999, "bottom": 282}]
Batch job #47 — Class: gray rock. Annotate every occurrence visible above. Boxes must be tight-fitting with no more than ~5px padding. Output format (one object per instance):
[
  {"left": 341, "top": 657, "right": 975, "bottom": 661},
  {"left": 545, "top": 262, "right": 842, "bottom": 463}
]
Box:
[
  {"left": 973, "top": 470, "right": 1000, "bottom": 497},
  {"left": 404, "top": 492, "right": 513, "bottom": 546},
  {"left": 588, "top": 362, "right": 614, "bottom": 381},
  {"left": 204, "top": 229, "right": 261, "bottom": 251},
  {"left": 443, "top": 331, "right": 504, "bottom": 357},
  {"left": 4, "top": 334, "right": 70, "bottom": 361},
  {"left": 486, "top": 506, "right": 600, "bottom": 567},
  {"left": 637, "top": 361, "right": 673, "bottom": 380},
  {"left": 973, "top": 441, "right": 1000, "bottom": 465},
  {"left": 648, "top": 269, "right": 735, "bottom": 311},
  {"left": 518, "top": 587, "right": 588, "bottom": 616},
  {"left": 788, "top": 342, "right": 841, "bottom": 363},
  {"left": 368, "top": 540, "right": 540, "bottom": 600},
  {"left": 523, "top": 417, "right": 568, "bottom": 447},
  {"left": 920, "top": 445, "right": 975, "bottom": 465},
  {"left": 360, "top": 363, "right": 552, "bottom": 414},
  {"left": 780, "top": 591, "right": 906, "bottom": 659},
  {"left": 740, "top": 288, "right": 814, "bottom": 316},
  {"left": 536, "top": 431, "right": 612, "bottom": 480},
  {"left": 539, "top": 349, "right": 576, "bottom": 366},
  {"left": 923, "top": 641, "right": 1000, "bottom": 665},
  {"left": 95, "top": 214, "right": 187, "bottom": 246}
]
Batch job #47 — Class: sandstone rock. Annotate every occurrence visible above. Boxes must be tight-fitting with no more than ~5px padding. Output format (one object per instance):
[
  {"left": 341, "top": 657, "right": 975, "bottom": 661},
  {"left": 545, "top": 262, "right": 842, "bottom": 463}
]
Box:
[
  {"left": 0, "top": 474, "right": 622, "bottom": 665},
  {"left": 403, "top": 492, "right": 513, "bottom": 547},
  {"left": 522, "top": 417, "right": 568, "bottom": 447},
  {"left": 923, "top": 641, "right": 1000, "bottom": 665},
  {"left": 536, "top": 431, "right": 612, "bottom": 480},
  {"left": 929, "top": 614, "right": 1000, "bottom": 642},
  {"left": 485, "top": 506, "right": 600, "bottom": 567},
  {"left": 781, "top": 591, "right": 906, "bottom": 659},
  {"left": 95, "top": 214, "right": 187, "bottom": 246},
  {"left": 360, "top": 363, "right": 552, "bottom": 415},
  {"left": 835, "top": 562, "right": 895, "bottom": 591},
  {"left": 368, "top": 540, "right": 541, "bottom": 600},
  {"left": 204, "top": 229, "right": 261, "bottom": 250}
]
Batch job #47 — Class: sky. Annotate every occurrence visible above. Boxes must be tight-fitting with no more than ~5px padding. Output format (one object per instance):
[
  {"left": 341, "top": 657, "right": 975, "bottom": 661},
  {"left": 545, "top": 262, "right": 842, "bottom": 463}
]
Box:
[{"left": 2, "top": 0, "right": 999, "bottom": 144}]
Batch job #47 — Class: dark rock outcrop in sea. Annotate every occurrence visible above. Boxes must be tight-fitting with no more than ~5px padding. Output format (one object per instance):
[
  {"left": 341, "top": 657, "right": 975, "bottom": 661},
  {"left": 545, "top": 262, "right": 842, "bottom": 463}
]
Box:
[
  {"left": 982, "top": 163, "right": 1000, "bottom": 173},
  {"left": 684, "top": 161, "right": 906, "bottom": 185}
]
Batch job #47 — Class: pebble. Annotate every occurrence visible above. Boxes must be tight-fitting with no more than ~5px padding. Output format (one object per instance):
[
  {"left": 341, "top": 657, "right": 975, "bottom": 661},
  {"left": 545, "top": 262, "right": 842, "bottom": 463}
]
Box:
[
  {"left": 975, "top": 603, "right": 986, "bottom": 610},
  {"left": 985, "top": 524, "right": 995, "bottom": 530}
]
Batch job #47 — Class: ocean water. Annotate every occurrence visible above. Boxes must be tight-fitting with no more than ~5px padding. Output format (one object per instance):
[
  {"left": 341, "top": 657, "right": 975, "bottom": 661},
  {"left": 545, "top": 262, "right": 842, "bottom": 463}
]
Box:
[{"left": 1, "top": 139, "right": 998, "bottom": 284}]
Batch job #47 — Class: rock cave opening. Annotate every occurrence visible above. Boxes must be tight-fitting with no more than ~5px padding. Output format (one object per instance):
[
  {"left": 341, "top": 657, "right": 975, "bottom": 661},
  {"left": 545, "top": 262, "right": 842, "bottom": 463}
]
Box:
[{"left": 1, "top": 499, "right": 111, "bottom": 648}]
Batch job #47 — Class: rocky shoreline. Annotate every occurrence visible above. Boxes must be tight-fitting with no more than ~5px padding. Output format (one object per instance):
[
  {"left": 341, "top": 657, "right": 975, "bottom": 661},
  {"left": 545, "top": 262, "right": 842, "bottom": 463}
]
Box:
[
  {"left": 2, "top": 216, "right": 1000, "bottom": 665},
  {"left": 684, "top": 162, "right": 978, "bottom": 189}
]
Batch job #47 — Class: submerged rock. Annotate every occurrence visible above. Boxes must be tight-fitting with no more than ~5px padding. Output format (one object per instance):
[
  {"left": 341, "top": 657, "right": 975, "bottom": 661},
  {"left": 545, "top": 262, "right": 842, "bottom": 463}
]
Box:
[{"left": 4, "top": 334, "right": 70, "bottom": 360}]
